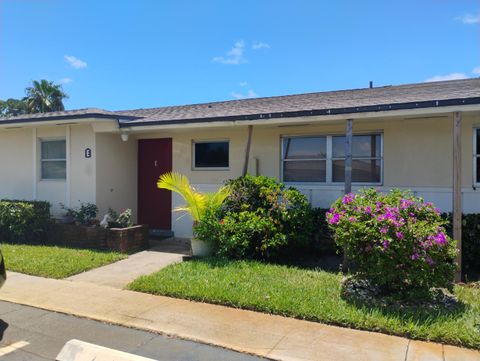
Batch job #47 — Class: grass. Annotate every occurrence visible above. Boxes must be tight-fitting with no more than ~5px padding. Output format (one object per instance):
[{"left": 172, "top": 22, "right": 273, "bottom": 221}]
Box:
[
  {"left": 2, "top": 243, "right": 127, "bottom": 279},
  {"left": 128, "top": 257, "right": 480, "bottom": 349}
]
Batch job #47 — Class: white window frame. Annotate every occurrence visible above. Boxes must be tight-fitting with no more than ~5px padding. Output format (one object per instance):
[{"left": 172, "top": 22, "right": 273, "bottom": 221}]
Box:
[
  {"left": 40, "top": 138, "right": 67, "bottom": 181},
  {"left": 474, "top": 127, "right": 480, "bottom": 187},
  {"left": 192, "top": 139, "right": 230, "bottom": 171},
  {"left": 281, "top": 132, "right": 383, "bottom": 185},
  {"left": 281, "top": 135, "right": 328, "bottom": 183}
]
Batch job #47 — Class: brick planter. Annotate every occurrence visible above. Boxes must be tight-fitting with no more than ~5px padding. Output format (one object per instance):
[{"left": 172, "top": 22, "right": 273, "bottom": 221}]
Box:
[
  {"left": 106, "top": 225, "right": 149, "bottom": 253},
  {"left": 49, "top": 224, "right": 107, "bottom": 249},
  {"left": 49, "top": 223, "right": 149, "bottom": 253}
]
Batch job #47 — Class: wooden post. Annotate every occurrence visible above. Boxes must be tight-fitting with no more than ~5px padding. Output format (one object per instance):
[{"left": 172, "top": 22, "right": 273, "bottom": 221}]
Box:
[
  {"left": 453, "top": 112, "right": 462, "bottom": 282},
  {"left": 343, "top": 119, "right": 353, "bottom": 272},
  {"left": 242, "top": 125, "right": 253, "bottom": 176},
  {"left": 345, "top": 119, "right": 353, "bottom": 194}
]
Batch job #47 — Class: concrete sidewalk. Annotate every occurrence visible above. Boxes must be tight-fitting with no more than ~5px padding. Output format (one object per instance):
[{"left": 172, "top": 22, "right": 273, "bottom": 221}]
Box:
[
  {"left": 0, "top": 272, "right": 479, "bottom": 361},
  {"left": 66, "top": 238, "right": 190, "bottom": 288}
]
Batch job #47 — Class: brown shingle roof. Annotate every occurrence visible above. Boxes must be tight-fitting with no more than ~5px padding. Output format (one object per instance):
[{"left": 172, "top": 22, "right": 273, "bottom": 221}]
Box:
[
  {"left": 116, "top": 78, "right": 480, "bottom": 126},
  {"left": 1, "top": 78, "right": 479, "bottom": 127}
]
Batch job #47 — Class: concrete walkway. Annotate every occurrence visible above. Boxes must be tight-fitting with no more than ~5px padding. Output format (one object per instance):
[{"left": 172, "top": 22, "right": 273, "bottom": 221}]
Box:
[
  {"left": 67, "top": 238, "right": 190, "bottom": 288},
  {"left": 0, "top": 272, "right": 479, "bottom": 361}
]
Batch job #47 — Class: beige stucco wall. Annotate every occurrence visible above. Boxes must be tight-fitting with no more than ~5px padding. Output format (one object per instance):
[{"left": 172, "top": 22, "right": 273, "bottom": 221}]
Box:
[
  {"left": 137, "top": 113, "right": 479, "bottom": 187},
  {"left": 69, "top": 125, "right": 96, "bottom": 207},
  {"left": 0, "top": 111, "right": 478, "bottom": 237},
  {"left": 136, "top": 112, "right": 480, "bottom": 237},
  {"left": 95, "top": 133, "right": 138, "bottom": 222},
  {"left": 0, "top": 128, "right": 34, "bottom": 200},
  {"left": 0, "top": 124, "right": 97, "bottom": 216}
]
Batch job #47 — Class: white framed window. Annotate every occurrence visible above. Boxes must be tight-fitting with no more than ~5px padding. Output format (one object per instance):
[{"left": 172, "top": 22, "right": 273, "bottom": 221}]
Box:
[
  {"left": 281, "top": 133, "right": 383, "bottom": 184},
  {"left": 40, "top": 139, "right": 66, "bottom": 180},
  {"left": 282, "top": 136, "right": 327, "bottom": 182},
  {"left": 192, "top": 140, "right": 229, "bottom": 170},
  {"left": 474, "top": 128, "right": 480, "bottom": 185}
]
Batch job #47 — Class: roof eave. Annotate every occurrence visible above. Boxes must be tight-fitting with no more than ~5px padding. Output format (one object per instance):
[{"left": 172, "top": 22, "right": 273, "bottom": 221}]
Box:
[{"left": 0, "top": 112, "right": 139, "bottom": 127}]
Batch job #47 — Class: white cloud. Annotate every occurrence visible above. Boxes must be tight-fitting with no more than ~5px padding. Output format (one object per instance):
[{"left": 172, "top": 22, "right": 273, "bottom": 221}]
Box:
[
  {"left": 252, "top": 41, "right": 270, "bottom": 50},
  {"left": 455, "top": 13, "right": 480, "bottom": 24},
  {"left": 213, "top": 41, "right": 246, "bottom": 65},
  {"left": 473, "top": 66, "right": 480, "bottom": 75},
  {"left": 58, "top": 77, "right": 73, "bottom": 85},
  {"left": 64, "top": 55, "right": 87, "bottom": 69},
  {"left": 424, "top": 73, "right": 468, "bottom": 82},
  {"left": 239, "top": 81, "right": 248, "bottom": 87},
  {"left": 231, "top": 89, "right": 258, "bottom": 99}
]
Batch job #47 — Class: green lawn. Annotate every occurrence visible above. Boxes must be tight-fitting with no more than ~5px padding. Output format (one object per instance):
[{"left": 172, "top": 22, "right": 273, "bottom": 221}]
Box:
[
  {"left": 2, "top": 243, "right": 127, "bottom": 279},
  {"left": 128, "top": 257, "right": 480, "bottom": 349}
]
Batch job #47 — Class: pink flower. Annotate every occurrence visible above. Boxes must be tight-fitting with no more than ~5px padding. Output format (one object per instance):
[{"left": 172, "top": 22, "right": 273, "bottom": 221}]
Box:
[
  {"left": 328, "top": 213, "right": 341, "bottom": 225},
  {"left": 434, "top": 232, "right": 447, "bottom": 246},
  {"left": 342, "top": 194, "right": 354, "bottom": 204},
  {"left": 399, "top": 199, "right": 414, "bottom": 210},
  {"left": 382, "top": 240, "right": 390, "bottom": 250},
  {"left": 348, "top": 216, "right": 357, "bottom": 222},
  {"left": 411, "top": 253, "right": 419, "bottom": 260},
  {"left": 380, "top": 227, "right": 388, "bottom": 234},
  {"left": 395, "top": 231, "right": 404, "bottom": 240}
]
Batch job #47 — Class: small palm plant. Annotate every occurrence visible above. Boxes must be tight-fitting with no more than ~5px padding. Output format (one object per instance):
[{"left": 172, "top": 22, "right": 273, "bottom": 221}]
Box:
[{"left": 157, "top": 172, "right": 230, "bottom": 224}]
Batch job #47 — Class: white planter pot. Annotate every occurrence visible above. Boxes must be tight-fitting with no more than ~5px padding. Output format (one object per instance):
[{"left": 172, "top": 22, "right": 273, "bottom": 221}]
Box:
[{"left": 190, "top": 238, "right": 214, "bottom": 257}]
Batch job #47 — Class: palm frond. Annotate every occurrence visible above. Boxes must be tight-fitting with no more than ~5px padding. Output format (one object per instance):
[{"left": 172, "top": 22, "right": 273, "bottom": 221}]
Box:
[
  {"left": 157, "top": 172, "right": 206, "bottom": 221},
  {"left": 205, "top": 185, "right": 231, "bottom": 209}
]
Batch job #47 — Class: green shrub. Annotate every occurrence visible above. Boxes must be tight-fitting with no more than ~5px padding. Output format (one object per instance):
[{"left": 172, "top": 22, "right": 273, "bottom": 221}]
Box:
[
  {"left": 62, "top": 202, "right": 98, "bottom": 225},
  {"left": 327, "top": 188, "right": 457, "bottom": 297},
  {"left": 108, "top": 208, "right": 133, "bottom": 228},
  {"left": 310, "top": 207, "right": 337, "bottom": 254},
  {"left": 443, "top": 213, "right": 480, "bottom": 280},
  {"left": 0, "top": 199, "right": 51, "bottom": 243},
  {"left": 195, "top": 175, "right": 313, "bottom": 259}
]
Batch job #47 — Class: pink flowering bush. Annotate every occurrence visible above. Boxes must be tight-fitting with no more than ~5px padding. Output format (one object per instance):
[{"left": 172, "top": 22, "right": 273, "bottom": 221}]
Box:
[{"left": 327, "top": 188, "right": 457, "bottom": 297}]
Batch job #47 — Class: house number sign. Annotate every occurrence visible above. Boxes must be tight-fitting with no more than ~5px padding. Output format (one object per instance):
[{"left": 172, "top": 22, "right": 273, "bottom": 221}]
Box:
[{"left": 85, "top": 148, "right": 92, "bottom": 158}]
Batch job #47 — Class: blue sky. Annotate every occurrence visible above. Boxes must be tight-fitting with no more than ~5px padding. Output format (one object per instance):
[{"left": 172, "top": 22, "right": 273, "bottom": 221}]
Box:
[{"left": 0, "top": 0, "right": 479, "bottom": 110}]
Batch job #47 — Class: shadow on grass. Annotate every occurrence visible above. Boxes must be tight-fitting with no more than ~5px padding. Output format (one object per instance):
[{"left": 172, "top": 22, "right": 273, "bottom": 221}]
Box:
[
  {"left": 342, "top": 284, "right": 468, "bottom": 327},
  {"left": 188, "top": 253, "right": 343, "bottom": 274},
  {"left": 187, "top": 257, "right": 468, "bottom": 325}
]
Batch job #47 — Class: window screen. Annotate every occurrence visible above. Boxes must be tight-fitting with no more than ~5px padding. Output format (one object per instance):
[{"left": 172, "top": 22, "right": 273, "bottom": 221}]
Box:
[{"left": 41, "top": 139, "right": 66, "bottom": 179}]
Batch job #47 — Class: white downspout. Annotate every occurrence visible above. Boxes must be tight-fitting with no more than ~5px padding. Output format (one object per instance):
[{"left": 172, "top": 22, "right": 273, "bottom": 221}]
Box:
[
  {"left": 65, "top": 125, "right": 71, "bottom": 207},
  {"left": 32, "top": 128, "right": 37, "bottom": 200}
]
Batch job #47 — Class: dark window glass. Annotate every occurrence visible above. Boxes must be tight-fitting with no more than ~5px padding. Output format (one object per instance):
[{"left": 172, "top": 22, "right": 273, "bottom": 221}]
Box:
[
  {"left": 332, "top": 135, "right": 381, "bottom": 158},
  {"left": 477, "top": 129, "right": 480, "bottom": 155},
  {"left": 283, "top": 160, "right": 326, "bottom": 182},
  {"left": 477, "top": 157, "right": 480, "bottom": 183},
  {"left": 194, "top": 142, "right": 229, "bottom": 168},
  {"left": 283, "top": 137, "right": 326, "bottom": 159},
  {"left": 332, "top": 159, "right": 381, "bottom": 183}
]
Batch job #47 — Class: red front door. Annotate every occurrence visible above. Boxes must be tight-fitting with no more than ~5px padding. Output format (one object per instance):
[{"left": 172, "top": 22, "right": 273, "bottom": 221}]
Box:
[{"left": 138, "top": 138, "right": 172, "bottom": 229}]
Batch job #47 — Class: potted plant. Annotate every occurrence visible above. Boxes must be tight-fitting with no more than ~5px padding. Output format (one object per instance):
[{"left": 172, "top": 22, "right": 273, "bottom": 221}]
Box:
[
  {"left": 105, "top": 208, "right": 149, "bottom": 253},
  {"left": 157, "top": 172, "right": 230, "bottom": 257}
]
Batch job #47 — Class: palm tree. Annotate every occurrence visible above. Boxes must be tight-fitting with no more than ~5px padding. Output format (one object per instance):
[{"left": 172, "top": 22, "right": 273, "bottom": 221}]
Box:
[
  {"left": 157, "top": 172, "right": 230, "bottom": 223},
  {"left": 24, "top": 80, "right": 68, "bottom": 113}
]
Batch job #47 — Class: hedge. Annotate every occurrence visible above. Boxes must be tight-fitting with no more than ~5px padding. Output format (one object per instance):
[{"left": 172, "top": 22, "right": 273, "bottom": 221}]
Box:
[{"left": 0, "top": 200, "right": 51, "bottom": 243}]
